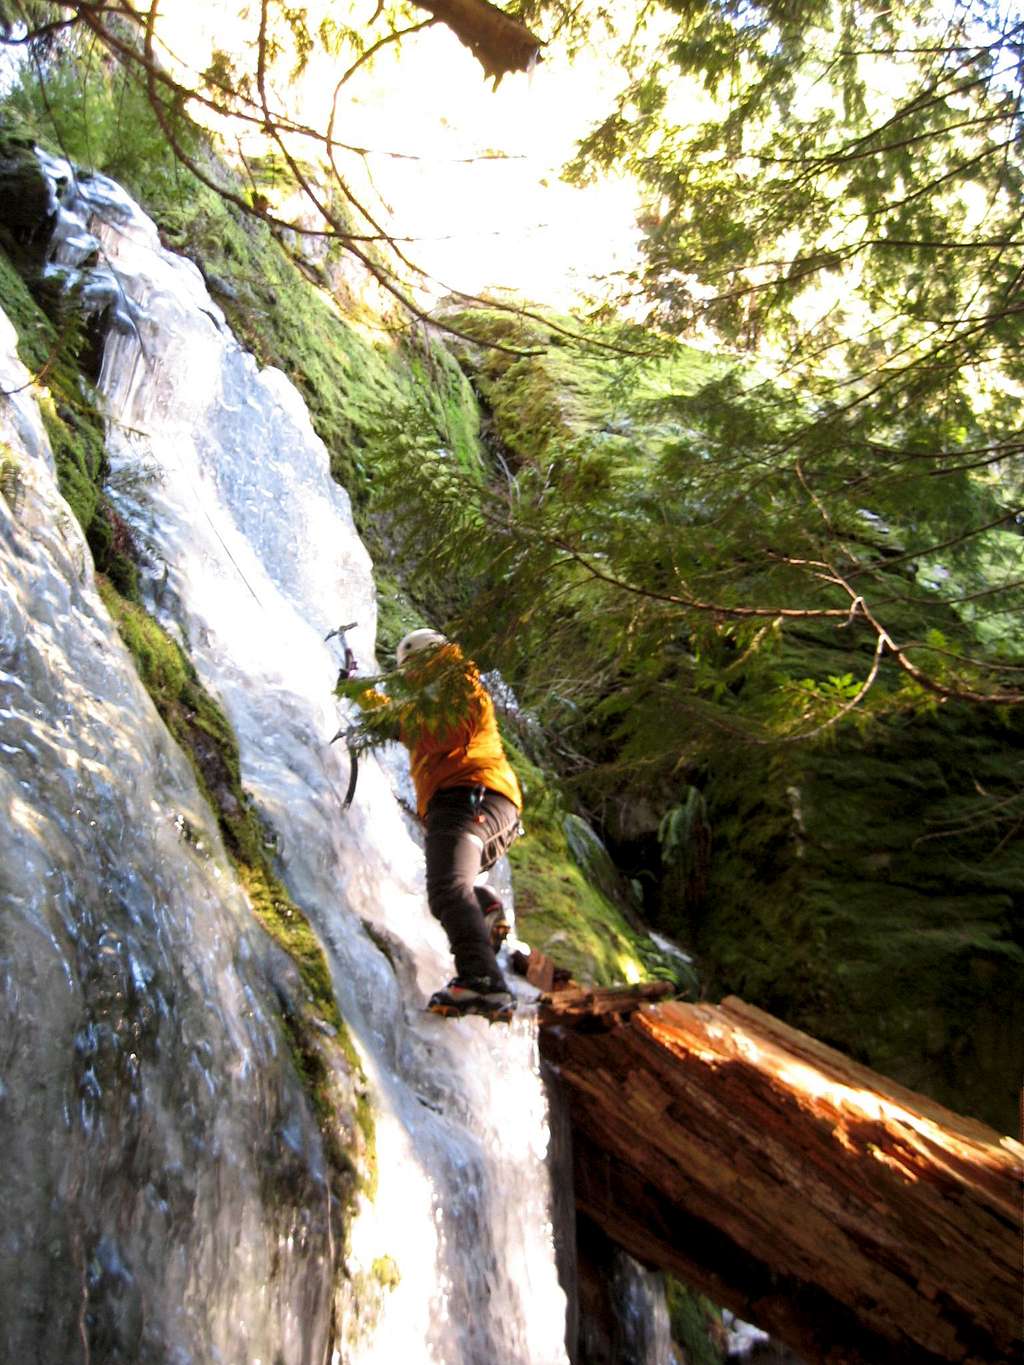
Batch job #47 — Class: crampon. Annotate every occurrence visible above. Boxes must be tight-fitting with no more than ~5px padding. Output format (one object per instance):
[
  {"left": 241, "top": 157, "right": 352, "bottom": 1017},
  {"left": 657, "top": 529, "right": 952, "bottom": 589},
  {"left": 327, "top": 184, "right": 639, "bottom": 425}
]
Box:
[{"left": 427, "top": 976, "right": 517, "bottom": 1024}]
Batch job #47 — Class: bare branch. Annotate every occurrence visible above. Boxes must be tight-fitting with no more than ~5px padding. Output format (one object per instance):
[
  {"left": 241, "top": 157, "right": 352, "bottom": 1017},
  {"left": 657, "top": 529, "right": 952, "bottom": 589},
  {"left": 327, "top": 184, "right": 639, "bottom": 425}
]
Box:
[
  {"left": 844, "top": 507, "right": 1023, "bottom": 582},
  {"left": 849, "top": 594, "right": 1024, "bottom": 705},
  {"left": 334, "top": 16, "right": 436, "bottom": 89},
  {"left": 505, "top": 523, "right": 854, "bottom": 620}
]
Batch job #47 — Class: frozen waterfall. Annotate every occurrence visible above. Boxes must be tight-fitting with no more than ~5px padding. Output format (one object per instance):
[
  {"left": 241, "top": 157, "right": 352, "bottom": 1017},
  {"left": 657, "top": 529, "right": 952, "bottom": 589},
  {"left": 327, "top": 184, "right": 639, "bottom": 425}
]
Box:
[{"left": 0, "top": 153, "right": 570, "bottom": 1363}]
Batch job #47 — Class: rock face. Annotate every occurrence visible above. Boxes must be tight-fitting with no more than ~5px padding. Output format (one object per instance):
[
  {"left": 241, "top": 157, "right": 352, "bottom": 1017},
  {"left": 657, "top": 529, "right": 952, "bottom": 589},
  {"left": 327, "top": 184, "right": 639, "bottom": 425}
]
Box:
[
  {"left": 696, "top": 713, "right": 1024, "bottom": 1133},
  {"left": 539, "top": 993, "right": 1022, "bottom": 1365}
]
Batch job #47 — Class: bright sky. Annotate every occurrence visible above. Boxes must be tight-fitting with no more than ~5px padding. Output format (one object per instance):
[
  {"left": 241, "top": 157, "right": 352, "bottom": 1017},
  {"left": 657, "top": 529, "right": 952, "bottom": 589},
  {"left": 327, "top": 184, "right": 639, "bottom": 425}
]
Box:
[
  {"left": 157, "top": 3, "right": 651, "bottom": 309},
  {"left": 330, "top": 27, "right": 645, "bottom": 305}
]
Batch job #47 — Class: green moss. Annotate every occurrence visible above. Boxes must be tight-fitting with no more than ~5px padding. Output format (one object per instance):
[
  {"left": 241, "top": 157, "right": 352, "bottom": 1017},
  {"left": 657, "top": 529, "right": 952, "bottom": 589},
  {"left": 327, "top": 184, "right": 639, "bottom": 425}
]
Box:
[
  {"left": 401, "top": 332, "right": 484, "bottom": 473},
  {"left": 240, "top": 868, "right": 371, "bottom": 1193},
  {"left": 442, "top": 304, "right": 715, "bottom": 467},
  {"left": 666, "top": 1280, "right": 726, "bottom": 1365},
  {"left": 509, "top": 835, "right": 647, "bottom": 985},
  {"left": 98, "top": 581, "right": 312, "bottom": 956},
  {"left": 39, "top": 396, "right": 106, "bottom": 528},
  {"left": 447, "top": 315, "right": 617, "bottom": 465},
  {"left": 0, "top": 444, "right": 25, "bottom": 516},
  {"left": 505, "top": 735, "right": 688, "bottom": 988},
  {"left": 0, "top": 236, "right": 116, "bottom": 544},
  {"left": 371, "top": 1255, "right": 401, "bottom": 1291},
  {"left": 696, "top": 702, "right": 1024, "bottom": 1130},
  {"left": 98, "top": 579, "right": 252, "bottom": 823},
  {"left": 0, "top": 232, "right": 53, "bottom": 369},
  {"left": 85, "top": 501, "right": 140, "bottom": 600},
  {"left": 239, "top": 862, "right": 336, "bottom": 1012},
  {"left": 0, "top": 146, "right": 100, "bottom": 520},
  {"left": 1, "top": 191, "right": 139, "bottom": 592},
  {"left": 374, "top": 572, "right": 425, "bottom": 664}
]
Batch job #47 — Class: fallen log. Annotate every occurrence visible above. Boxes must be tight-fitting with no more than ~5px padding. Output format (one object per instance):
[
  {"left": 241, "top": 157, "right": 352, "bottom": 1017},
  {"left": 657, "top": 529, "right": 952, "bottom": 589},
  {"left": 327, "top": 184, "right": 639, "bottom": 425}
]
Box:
[
  {"left": 536, "top": 979, "right": 675, "bottom": 1026},
  {"left": 509, "top": 947, "right": 673, "bottom": 1012},
  {"left": 539, "top": 995, "right": 1022, "bottom": 1365}
]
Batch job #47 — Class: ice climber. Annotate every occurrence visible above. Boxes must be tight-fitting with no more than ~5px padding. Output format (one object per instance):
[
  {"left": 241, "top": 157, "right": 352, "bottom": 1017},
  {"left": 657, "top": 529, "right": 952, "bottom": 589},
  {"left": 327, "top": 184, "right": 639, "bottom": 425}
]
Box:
[{"left": 361, "top": 628, "right": 523, "bottom": 1020}]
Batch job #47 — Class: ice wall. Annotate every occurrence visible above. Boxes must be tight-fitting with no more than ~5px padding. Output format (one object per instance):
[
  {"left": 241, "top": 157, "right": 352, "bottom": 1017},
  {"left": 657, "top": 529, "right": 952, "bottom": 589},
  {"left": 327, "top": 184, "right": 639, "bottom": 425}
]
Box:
[
  {"left": 0, "top": 278, "right": 337, "bottom": 1365},
  {"left": 0, "top": 153, "right": 569, "bottom": 1364}
]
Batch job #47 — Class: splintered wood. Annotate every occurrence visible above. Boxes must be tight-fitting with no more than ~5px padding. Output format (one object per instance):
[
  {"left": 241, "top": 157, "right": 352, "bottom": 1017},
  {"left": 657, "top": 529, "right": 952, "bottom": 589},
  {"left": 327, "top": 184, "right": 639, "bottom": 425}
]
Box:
[{"left": 538, "top": 994, "right": 1023, "bottom": 1365}]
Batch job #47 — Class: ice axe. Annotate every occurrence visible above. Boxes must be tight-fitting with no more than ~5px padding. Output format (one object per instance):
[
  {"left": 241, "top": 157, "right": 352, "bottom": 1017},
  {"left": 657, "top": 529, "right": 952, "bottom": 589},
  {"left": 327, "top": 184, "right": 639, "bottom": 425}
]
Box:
[{"left": 326, "top": 621, "right": 359, "bottom": 811}]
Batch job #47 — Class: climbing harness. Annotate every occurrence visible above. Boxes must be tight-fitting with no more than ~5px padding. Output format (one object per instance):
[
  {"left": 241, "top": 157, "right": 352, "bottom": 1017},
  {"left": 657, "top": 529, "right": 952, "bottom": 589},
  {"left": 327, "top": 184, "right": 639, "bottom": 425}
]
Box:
[
  {"left": 326, "top": 621, "right": 360, "bottom": 812},
  {"left": 463, "top": 785, "right": 524, "bottom": 869}
]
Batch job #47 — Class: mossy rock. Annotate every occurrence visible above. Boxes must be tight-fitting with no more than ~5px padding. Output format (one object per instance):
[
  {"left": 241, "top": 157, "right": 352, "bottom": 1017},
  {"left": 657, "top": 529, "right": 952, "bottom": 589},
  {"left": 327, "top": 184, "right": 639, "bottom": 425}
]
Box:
[
  {"left": 505, "top": 735, "right": 691, "bottom": 989},
  {"left": 442, "top": 304, "right": 715, "bottom": 469},
  {"left": 98, "top": 579, "right": 376, "bottom": 1194},
  {"left": 374, "top": 572, "right": 425, "bottom": 663},
  {"left": 665, "top": 1279, "right": 726, "bottom": 1365},
  {"left": 0, "top": 129, "right": 53, "bottom": 269},
  {"left": 694, "top": 702, "right": 1024, "bottom": 1131},
  {"left": 0, "top": 242, "right": 125, "bottom": 555}
]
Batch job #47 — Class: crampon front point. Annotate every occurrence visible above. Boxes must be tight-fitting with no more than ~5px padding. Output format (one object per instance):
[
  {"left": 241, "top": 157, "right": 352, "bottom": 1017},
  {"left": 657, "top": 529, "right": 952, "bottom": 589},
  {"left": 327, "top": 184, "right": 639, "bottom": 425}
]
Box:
[{"left": 427, "top": 998, "right": 517, "bottom": 1024}]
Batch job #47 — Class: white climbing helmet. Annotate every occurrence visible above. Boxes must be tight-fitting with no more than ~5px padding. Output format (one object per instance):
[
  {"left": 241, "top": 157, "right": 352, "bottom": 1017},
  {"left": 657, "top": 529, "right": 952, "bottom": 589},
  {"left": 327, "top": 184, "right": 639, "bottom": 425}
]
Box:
[{"left": 396, "top": 628, "right": 447, "bottom": 668}]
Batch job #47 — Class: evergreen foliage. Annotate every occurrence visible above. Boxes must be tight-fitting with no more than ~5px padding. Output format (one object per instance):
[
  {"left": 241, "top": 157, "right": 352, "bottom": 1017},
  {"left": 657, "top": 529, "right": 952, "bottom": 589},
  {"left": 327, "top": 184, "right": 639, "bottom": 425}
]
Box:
[
  {"left": 2, "top": 33, "right": 202, "bottom": 198},
  {"left": 6, "top": 4, "right": 1016, "bottom": 716},
  {"left": 374, "top": 307, "right": 1022, "bottom": 795},
  {"left": 560, "top": 0, "right": 1023, "bottom": 698},
  {"left": 665, "top": 1279, "right": 726, "bottom": 1365},
  {"left": 334, "top": 645, "right": 479, "bottom": 755},
  {"left": 376, "top": 305, "right": 1022, "bottom": 1127},
  {"left": 503, "top": 736, "right": 694, "bottom": 986},
  {"left": 571, "top": 0, "right": 1022, "bottom": 391}
]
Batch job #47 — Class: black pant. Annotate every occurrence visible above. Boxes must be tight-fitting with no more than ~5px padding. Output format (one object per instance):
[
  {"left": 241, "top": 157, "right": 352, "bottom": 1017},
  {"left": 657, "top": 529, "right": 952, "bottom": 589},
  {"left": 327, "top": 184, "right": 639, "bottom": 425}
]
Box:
[{"left": 424, "top": 787, "right": 521, "bottom": 983}]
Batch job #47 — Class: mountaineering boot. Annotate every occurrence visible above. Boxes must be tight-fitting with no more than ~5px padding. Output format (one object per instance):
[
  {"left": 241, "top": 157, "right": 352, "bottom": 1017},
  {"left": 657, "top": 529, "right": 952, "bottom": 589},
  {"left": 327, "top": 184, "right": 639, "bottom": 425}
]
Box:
[
  {"left": 475, "top": 887, "right": 510, "bottom": 953},
  {"left": 428, "top": 975, "right": 516, "bottom": 1023}
]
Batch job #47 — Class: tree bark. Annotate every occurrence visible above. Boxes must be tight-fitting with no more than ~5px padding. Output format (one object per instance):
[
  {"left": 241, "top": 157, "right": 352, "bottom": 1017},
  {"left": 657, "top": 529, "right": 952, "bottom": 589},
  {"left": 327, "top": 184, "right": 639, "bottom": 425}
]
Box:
[
  {"left": 411, "top": 0, "right": 544, "bottom": 84},
  {"left": 539, "top": 994, "right": 1023, "bottom": 1365}
]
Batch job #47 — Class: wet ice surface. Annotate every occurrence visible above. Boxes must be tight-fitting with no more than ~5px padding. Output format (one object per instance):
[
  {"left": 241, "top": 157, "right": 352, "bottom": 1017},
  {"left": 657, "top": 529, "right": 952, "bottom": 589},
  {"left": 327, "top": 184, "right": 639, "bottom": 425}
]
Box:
[
  {"left": 0, "top": 302, "right": 334, "bottom": 1362},
  {"left": 614, "top": 1254, "right": 675, "bottom": 1364},
  {"left": 650, "top": 930, "right": 694, "bottom": 965},
  {"left": 0, "top": 153, "right": 570, "bottom": 1362}
]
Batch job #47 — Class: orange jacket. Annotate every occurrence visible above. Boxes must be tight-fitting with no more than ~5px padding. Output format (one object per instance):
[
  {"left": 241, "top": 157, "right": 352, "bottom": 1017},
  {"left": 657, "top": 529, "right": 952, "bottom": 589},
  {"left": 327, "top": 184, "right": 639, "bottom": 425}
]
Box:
[{"left": 386, "top": 645, "right": 522, "bottom": 819}]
